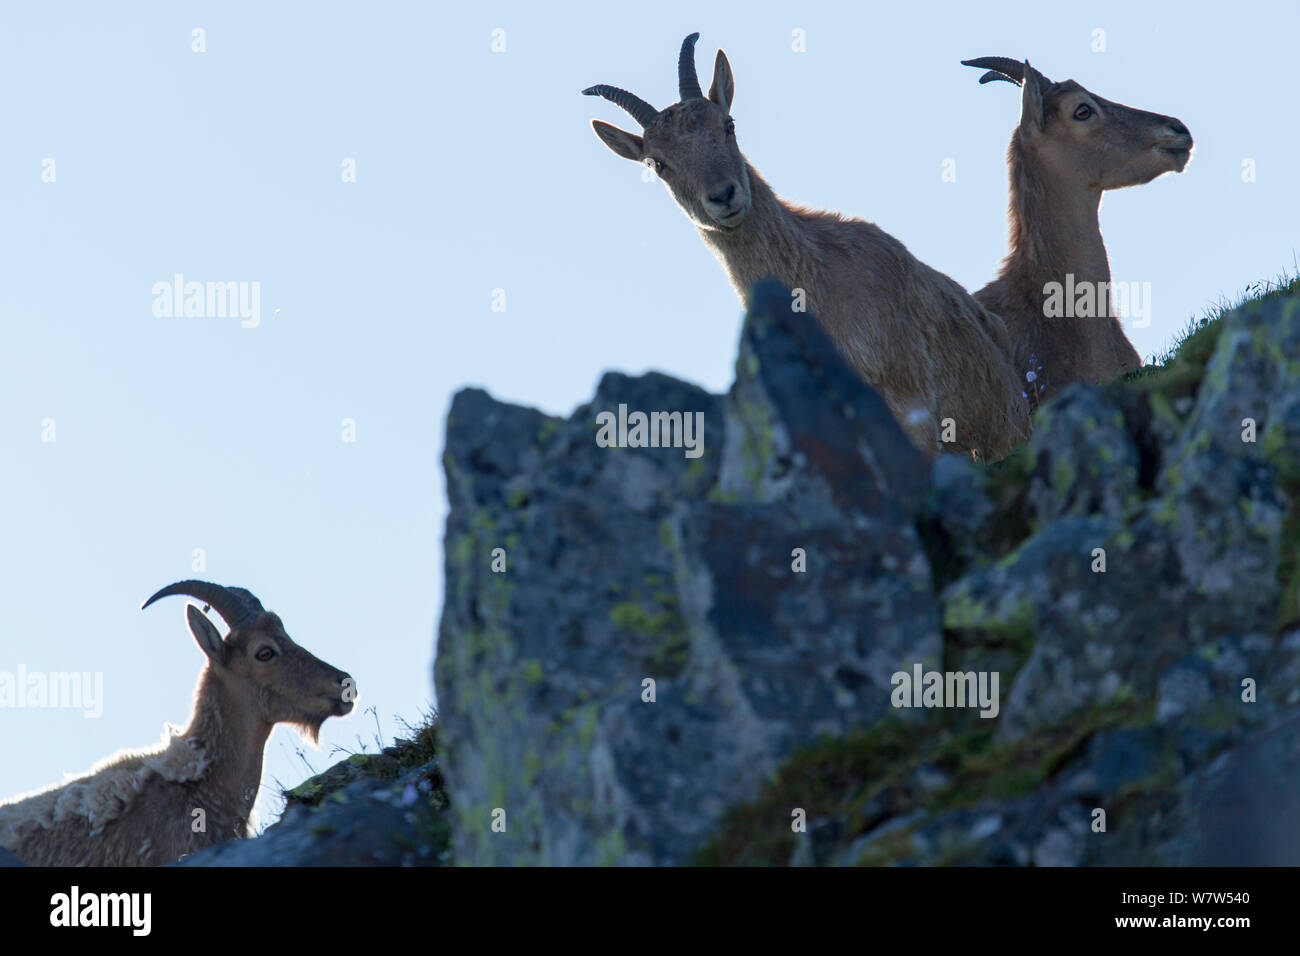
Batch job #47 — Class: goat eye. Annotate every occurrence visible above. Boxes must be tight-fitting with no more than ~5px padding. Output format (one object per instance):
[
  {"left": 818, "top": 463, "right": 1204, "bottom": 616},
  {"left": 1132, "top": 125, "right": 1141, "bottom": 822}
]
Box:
[
  {"left": 644, "top": 157, "right": 665, "bottom": 175},
  {"left": 256, "top": 647, "right": 276, "bottom": 662},
  {"left": 725, "top": 119, "right": 735, "bottom": 136},
  {"left": 1073, "top": 104, "right": 1093, "bottom": 121}
]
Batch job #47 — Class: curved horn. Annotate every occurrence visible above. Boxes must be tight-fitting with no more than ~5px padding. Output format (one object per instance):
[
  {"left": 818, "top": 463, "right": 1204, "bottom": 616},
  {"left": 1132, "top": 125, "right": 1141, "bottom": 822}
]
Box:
[
  {"left": 978, "top": 70, "right": 1020, "bottom": 86},
  {"left": 961, "top": 56, "right": 1027, "bottom": 86},
  {"left": 678, "top": 32, "right": 703, "bottom": 100},
  {"left": 141, "top": 580, "right": 265, "bottom": 630},
  {"left": 582, "top": 84, "right": 659, "bottom": 128}
]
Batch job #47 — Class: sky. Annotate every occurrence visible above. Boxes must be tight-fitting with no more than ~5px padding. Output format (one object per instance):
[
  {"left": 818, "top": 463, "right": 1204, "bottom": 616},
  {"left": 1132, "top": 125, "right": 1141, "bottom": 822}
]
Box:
[{"left": 1, "top": 1, "right": 1296, "bottom": 832}]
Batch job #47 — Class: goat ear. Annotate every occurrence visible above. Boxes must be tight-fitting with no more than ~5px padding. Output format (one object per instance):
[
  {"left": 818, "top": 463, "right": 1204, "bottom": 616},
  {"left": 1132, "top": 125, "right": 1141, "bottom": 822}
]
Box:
[
  {"left": 709, "top": 50, "right": 734, "bottom": 112},
  {"left": 1019, "top": 60, "right": 1046, "bottom": 136},
  {"left": 591, "top": 120, "right": 643, "bottom": 162},
  {"left": 186, "top": 604, "right": 227, "bottom": 664}
]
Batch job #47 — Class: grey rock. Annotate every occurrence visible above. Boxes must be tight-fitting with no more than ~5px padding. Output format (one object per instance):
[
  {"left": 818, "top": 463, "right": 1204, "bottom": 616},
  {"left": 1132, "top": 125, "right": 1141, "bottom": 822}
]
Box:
[
  {"left": 1164, "top": 715, "right": 1300, "bottom": 865},
  {"left": 436, "top": 280, "right": 936, "bottom": 865},
  {"left": 1026, "top": 384, "right": 1142, "bottom": 527},
  {"left": 434, "top": 284, "right": 1300, "bottom": 866},
  {"left": 175, "top": 757, "right": 448, "bottom": 867},
  {"left": 1155, "top": 655, "right": 1215, "bottom": 724}
]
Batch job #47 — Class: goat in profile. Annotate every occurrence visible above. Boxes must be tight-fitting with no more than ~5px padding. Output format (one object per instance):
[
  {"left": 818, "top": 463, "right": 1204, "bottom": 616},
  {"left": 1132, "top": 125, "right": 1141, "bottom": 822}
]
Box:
[
  {"left": 0, "top": 581, "right": 355, "bottom": 866},
  {"left": 961, "top": 56, "right": 1193, "bottom": 402},
  {"left": 586, "top": 33, "right": 1029, "bottom": 461}
]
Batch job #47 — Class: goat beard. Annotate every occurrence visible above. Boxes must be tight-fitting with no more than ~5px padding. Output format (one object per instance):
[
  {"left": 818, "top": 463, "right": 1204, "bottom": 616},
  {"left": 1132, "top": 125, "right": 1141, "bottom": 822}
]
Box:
[{"left": 292, "top": 718, "right": 326, "bottom": 745}]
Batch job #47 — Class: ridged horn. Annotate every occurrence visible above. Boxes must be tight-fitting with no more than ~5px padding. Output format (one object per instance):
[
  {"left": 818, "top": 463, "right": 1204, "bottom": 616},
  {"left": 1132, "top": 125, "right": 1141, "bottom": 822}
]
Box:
[
  {"left": 141, "top": 580, "right": 265, "bottom": 630},
  {"left": 961, "top": 56, "right": 1028, "bottom": 86},
  {"left": 978, "top": 69, "right": 1020, "bottom": 86},
  {"left": 582, "top": 84, "right": 659, "bottom": 128},
  {"left": 678, "top": 32, "right": 703, "bottom": 100}
]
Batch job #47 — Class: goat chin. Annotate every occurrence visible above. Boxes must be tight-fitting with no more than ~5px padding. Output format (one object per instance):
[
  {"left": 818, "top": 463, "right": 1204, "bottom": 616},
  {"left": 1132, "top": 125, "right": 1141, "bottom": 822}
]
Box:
[{"left": 293, "top": 719, "right": 326, "bottom": 745}]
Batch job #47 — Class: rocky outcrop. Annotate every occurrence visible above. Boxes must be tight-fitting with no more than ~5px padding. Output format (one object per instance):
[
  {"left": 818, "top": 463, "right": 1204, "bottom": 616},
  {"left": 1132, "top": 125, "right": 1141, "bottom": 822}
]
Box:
[
  {"left": 436, "top": 280, "right": 1300, "bottom": 865},
  {"left": 175, "top": 727, "right": 449, "bottom": 866}
]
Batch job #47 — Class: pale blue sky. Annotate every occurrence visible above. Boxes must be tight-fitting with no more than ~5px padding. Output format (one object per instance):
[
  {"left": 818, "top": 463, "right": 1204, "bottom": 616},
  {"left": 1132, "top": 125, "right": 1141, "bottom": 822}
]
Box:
[{"left": 2, "top": 1, "right": 1296, "bottom": 831}]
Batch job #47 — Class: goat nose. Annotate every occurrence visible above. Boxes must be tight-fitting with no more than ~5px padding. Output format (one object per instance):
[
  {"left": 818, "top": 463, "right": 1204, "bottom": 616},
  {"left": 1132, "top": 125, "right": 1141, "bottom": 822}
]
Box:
[
  {"left": 708, "top": 183, "right": 736, "bottom": 206},
  {"left": 1168, "top": 119, "right": 1190, "bottom": 137},
  {"left": 335, "top": 673, "right": 357, "bottom": 710}
]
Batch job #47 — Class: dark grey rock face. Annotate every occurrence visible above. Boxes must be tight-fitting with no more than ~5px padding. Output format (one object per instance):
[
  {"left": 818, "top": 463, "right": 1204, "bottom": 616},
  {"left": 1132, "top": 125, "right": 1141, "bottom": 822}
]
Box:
[
  {"left": 436, "top": 284, "right": 1300, "bottom": 866},
  {"left": 175, "top": 752, "right": 448, "bottom": 867},
  {"left": 436, "top": 280, "right": 939, "bottom": 865},
  {"left": 1164, "top": 712, "right": 1300, "bottom": 866}
]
